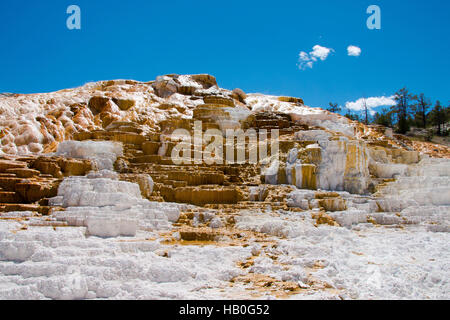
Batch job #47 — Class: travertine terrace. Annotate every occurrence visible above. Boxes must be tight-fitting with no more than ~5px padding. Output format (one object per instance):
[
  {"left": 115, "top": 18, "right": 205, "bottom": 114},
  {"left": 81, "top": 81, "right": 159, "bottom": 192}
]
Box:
[{"left": 0, "top": 74, "right": 448, "bottom": 300}]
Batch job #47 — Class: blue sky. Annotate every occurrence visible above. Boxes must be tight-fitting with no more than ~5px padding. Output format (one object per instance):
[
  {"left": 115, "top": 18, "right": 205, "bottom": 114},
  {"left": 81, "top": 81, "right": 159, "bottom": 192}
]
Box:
[{"left": 0, "top": 0, "right": 449, "bottom": 114}]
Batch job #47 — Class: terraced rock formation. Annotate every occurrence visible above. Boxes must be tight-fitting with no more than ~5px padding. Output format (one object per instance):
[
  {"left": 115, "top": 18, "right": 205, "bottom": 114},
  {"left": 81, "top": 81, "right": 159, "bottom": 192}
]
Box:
[{"left": 0, "top": 74, "right": 448, "bottom": 300}]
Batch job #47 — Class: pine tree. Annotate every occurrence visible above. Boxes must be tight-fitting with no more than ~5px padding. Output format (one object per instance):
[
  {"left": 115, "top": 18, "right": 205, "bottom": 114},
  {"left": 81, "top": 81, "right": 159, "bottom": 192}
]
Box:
[
  {"left": 373, "top": 108, "right": 393, "bottom": 127},
  {"left": 392, "top": 88, "right": 415, "bottom": 134},
  {"left": 429, "top": 101, "right": 449, "bottom": 135},
  {"left": 344, "top": 108, "right": 360, "bottom": 122},
  {"left": 414, "top": 93, "right": 431, "bottom": 128},
  {"left": 362, "top": 98, "right": 370, "bottom": 125},
  {"left": 327, "top": 102, "right": 341, "bottom": 113}
]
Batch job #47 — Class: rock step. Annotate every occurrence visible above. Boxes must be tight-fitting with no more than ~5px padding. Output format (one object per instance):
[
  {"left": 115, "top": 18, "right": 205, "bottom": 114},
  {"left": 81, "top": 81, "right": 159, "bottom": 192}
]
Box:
[
  {"left": 5, "top": 168, "right": 40, "bottom": 178},
  {"left": 130, "top": 155, "right": 176, "bottom": 165},
  {"left": 0, "top": 203, "right": 40, "bottom": 212},
  {"left": 159, "top": 119, "right": 193, "bottom": 132},
  {"left": 142, "top": 141, "right": 160, "bottom": 155},
  {"left": 124, "top": 149, "right": 144, "bottom": 157},
  {"left": 277, "top": 96, "right": 304, "bottom": 104},
  {"left": 105, "top": 122, "right": 143, "bottom": 134},
  {"left": 0, "top": 173, "right": 16, "bottom": 178},
  {"left": 27, "top": 220, "right": 69, "bottom": 227},
  {"left": 0, "top": 191, "right": 22, "bottom": 203},
  {"left": 0, "top": 159, "right": 28, "bottom": 172},
  {"left": 74, "top": 130, "right": 160, "bottom": 143},
  {"left": 159, "top": 180, "right": 188, "bottom": 188},
  {"left": 255, "top": 119, "right": 290, "bottom": 129},
  {"left": 203, "top": 96, "right": 235, "bottom": 107},
  {"left": 179, "top": 228, "right": 220, "bottom": 242},
  {"left": 157, "top": 185, "right": 242, "bottom": 206},
  {"left": 165, "top": 171, "right": 224, "bottom": 186},
  {"left": 254, "top": 111, "right": 292, "bottom": 121},
  {"left": 193, "top": 107, "right": 230, "bottom": 120},
  {"left": 15, "top": 181, "right": 59, "bottom": 203},
  {"left": 0, "top": 177, "right": 24, "bottom": 191},
  {"left": 73, "top": 131, "right": 147, "bottom": 146}
]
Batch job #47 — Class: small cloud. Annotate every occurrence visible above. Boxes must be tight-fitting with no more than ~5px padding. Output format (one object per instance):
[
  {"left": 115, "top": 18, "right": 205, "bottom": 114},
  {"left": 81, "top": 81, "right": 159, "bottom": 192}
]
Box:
[
  {"left": 345, "top": 96, "right": 396, "bottom": 114},
  {"left": 299, "top": 51, "right": 309, "bottom": 61},
  {"left": 347, "top": 45, "right": 362, "bottom": 57},
  {"left": 298, "top": 45, "right": 334, "bottom": 70},
  {"left": 311, "top": 45, "right": 333, "bottom": 60}
]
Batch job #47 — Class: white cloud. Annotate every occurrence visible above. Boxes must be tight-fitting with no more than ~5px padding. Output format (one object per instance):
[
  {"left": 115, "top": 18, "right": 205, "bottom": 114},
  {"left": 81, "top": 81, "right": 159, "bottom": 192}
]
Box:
[
  {"left": 347, "top": 45, "right": 362, "bottom": 57},
  {"left": 311, "top": 45, "right": 333, "bottom": 60},
  {"left": 298, "top": 45, "right": 334, "bottom": 70},
  {"left": 345, "top": 96, "right": 396, "bottom": 114}
]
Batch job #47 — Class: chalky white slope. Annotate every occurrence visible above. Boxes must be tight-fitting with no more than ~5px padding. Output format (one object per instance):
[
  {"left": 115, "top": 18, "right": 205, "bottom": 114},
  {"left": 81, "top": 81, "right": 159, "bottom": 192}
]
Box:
[
  {"left": 237, "top": 155, "right": 450, "bottom": 299},
  {"left": 0, "top": 221, "right": 252, "bottom": 299},
  {"left": 236, "top": 211, "right": 449, "bottom": 299}
]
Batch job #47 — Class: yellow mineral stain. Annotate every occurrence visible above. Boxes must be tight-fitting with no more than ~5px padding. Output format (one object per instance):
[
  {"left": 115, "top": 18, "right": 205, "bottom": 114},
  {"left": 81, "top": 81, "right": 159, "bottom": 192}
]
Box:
[{"left": 301, "top": 164, "right": 317, "bottom": 190}]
